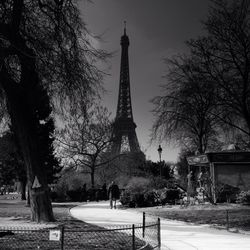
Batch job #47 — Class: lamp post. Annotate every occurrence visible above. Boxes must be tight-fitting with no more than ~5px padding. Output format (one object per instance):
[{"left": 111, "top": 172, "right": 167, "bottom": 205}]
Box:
[{"left": 157, "top": 145, "right": 162, "bottom": 178}]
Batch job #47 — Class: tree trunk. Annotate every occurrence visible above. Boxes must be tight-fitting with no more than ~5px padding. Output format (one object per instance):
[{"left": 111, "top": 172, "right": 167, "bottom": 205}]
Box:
[
  {"left": 26, "top": 187, "right": 30, "bottom": 207},
  {"left": 1, "top": 70, "right": 54, "bottom": 222},
  {"left": 20, "top": 179, "right": 26, "bottom": 200},
  {"left": 15, "top": 103, "right": 53, "bottom": 222},
  {"left": 15, "top": 99, "right": 53, "bottom": 222},
  {"left": 198, "top": 133, "right": 204, "bottom": 154},
  {"left": 91, "top": 167, "right": 95, "bottom": 188}
]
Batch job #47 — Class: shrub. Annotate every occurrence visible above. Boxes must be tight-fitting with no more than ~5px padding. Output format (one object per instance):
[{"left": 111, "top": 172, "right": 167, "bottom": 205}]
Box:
[
  {"left": 120, "top": 190, "right": 130, "bottom": 206},
  {"left": 87, "top": 188, "right": 97, "bottom": 201},
  {"left": 120, "top": 176, "right": 180, "bottom": 208},
  {"left": 120, "top": 189, "right": 147, "bottom": 208},
  {"left": 95, "top": 188, "right": 108, "bottom": 201},
  {"left": 123, "top": 177, "right": 150, "bottom": 207},
  {"left": 236, "top": 190, "right": 250, "bottom": 205},
  {"left": 152, "top": 188, "right": 180, "bottom": 205},
  {"left": 50, "top": 191, "right": 58, "bottom": 202},
  {"left": 120, "top": 190, "right": 136, "bottom": 207},
  {"left": 67, "top": 175, "right": 84, "bottom": 190},
  {"left": 150, "top": 177, "right": 176, "bottom": 189},
  {"left": 54, "top": 178, "right": 69, "bottom": 202},
  {"left": 144, "top": 190, "right": 158, "bottom": 207},
  {"left": 52, "top": 173, "right": 89, "bottom": 202},
  {"left": 66, "top": 185, "right": 87, "bottom": 202},
  {"left": 164, "top": 188, "right": 180, "bottom": 204},
  {"left": 132, "top": 193, "right": 145, "bottom": 207},
  {"left": 125, "top": 177, "right": 151, "bottom": 193},
  {"left": 67, "top": 188, "right": 82, "bottom": 202}
]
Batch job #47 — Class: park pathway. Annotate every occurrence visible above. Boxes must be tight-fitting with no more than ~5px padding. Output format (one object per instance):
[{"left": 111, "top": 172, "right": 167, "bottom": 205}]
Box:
[{"left": 70, "top": 201, "right": 250, "bottom": 250}]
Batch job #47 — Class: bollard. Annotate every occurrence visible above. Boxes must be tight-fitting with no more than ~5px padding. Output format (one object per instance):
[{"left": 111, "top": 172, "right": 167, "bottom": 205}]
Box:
[
  {"left": 142, "top": 212, "right": 145, "bottom": 238},
  {"left": 226, "top": 210, "right": 229, "bottom": 230},
  {"left": 132, "top": 224, "right": 135, "bottom": 250},
  {"left": 60, "top": 226, "right": 64, "bottom": 250},
  {"left": 158, "top": 218, "right": 161, "bottom": 248}
]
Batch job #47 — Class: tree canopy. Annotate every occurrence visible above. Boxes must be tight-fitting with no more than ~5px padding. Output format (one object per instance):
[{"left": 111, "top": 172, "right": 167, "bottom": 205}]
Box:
[
  {"left": 0, "top": 0, "right": 108, "bottom": 222},
  {"left": 152, "top": 0, "right": 250, "bottom": 152},
  {"left": 152, "top": 56, "right": 219, "bottom": 153},
  {"left": 0, "top": 0, "right": 107, "bottom": 113}
]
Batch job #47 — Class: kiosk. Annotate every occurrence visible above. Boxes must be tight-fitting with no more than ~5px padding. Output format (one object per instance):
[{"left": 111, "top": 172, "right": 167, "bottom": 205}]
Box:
[{"left": 187, "top": 151, "right": 250, "bottom": 203}]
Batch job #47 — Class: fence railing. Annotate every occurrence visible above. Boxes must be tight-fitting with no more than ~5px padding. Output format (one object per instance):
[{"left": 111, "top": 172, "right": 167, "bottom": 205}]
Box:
[{"left": 0, "top": 213, "right": 160, "bottom": 250}]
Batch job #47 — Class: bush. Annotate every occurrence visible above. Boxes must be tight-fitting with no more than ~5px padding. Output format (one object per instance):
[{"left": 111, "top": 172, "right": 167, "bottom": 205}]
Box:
[
  {"left": 52, "top": 173, "right": 88, "bottom": 202},
  {"left": 120, "top": 176, "right": 180, "bottom": 208},
  {"left": 144, "top": 190, "right": 159, "bottom": 207},
  {"left": 152, "top": 188, "right": 180, "bottom": 205},
  {"left": 123, "top": 177, "right": 150, "bottom": 207},
  {"left": 120, "top": 183, "right": 180, "bottom": 207},
  {"left": 67, "top": 188, "right": 82, "bottom": 202},
  {"left": 120, "top": 190, "right": 130, "bottom": 206},
  {"left": 236, "top": 190, "right": 250, "bottom": 205},
  {"left": 132, "top": 193, "right": 145, "bottom": 207},
  {"left": 125, "top": 177, "right": 151, "bottom": 193},
  {"left": 50, "top": 191, "right": 58, "bottom": 202},
  {"left": 120, "top": 189, "right": 147, "bottom": 208},
  {"left": 95, "top": 188, "right": 108, "bottom": 201},
  {"left": 120, "top": 190, "right": 136, "bottom": 207},
  {"left": 121, "top": 188, "right": 180, "bottom": 207},
  {"left": 164, "top": 188, "right": 180, "bottom": 204},
  {"left": 150, "top": 177, "right": 176, "bottom": 189},
  {"left": 87, "top": 188, "right": 97, "bottom": 201},
  {"left": 54, "top": 178, "right": 69, "bottom": 202}
]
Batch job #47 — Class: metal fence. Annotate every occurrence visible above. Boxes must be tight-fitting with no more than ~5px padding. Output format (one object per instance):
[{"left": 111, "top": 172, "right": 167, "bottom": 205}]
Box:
[{"left": 0, "top": 213, "right": 160, "bottom": 250}]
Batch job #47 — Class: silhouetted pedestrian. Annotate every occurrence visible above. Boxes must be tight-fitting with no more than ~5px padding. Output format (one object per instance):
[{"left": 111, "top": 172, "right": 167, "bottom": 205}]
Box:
[
  {"left": 81, "top": 183, "right": 87, "bottom": 201},
  {"left": 108, "top": 181, "right": 120, "bottom": 209},
  {"left": 102, "top": 183, "right": 107, "bottom": 200}
]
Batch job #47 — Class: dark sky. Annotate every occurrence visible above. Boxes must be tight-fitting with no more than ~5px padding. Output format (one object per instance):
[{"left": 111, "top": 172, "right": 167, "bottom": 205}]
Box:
[{"left": 79, "top": 0, "right": 211, "bottom": 162}]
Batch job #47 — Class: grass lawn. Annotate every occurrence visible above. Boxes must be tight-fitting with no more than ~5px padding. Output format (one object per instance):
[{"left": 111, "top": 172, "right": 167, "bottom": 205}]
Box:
[
  {"left": 135, "top": 203, "right": 250, "bottom": 232},
  {"left": 0, "top": 194, "right": 87, "bottom": 229},
  {"left": 0, "top": 194, "right": 149, "bottom": 250}
]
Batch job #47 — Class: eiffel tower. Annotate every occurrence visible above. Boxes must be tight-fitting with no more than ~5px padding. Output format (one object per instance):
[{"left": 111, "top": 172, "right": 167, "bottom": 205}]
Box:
[{"left": 111, "top": 24, "right": 142, "bottom": 155}]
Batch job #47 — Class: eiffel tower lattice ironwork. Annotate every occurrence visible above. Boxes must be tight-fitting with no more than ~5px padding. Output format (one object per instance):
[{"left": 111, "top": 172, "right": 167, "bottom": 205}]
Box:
[{"left": 111, "top": 25, "right": 141, "bottom": 154}]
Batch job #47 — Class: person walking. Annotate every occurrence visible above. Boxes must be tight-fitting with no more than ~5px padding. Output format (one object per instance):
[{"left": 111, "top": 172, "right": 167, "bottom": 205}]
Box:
[{"left": 108, "top": 181, "right": 120, "bottom": 209}]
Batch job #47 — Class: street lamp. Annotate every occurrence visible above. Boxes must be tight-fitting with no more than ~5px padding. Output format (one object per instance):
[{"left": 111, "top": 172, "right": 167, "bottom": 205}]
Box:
[{"left": 157, "top": 145, "right": 163, "bottom": 177}]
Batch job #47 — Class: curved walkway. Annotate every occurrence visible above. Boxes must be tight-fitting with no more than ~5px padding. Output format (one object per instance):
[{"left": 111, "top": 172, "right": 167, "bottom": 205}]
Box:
[{"left": 70, "top": 201, "right": 250, "bottom": 250}]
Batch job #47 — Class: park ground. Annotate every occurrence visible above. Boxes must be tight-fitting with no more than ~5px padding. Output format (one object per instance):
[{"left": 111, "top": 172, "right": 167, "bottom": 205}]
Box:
[
  {"left": 0, "top": 194, "right": 93, "bottom": 230},
  {"left": 1, "top": 193, "right": 250, "bottom": 232},
  {"left": 1, "top": 193, "right": 250, "bottom": 249}
]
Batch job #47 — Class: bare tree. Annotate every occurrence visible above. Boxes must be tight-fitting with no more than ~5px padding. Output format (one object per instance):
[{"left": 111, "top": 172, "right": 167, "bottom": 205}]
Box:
[
  {"left": 0, "top": 0, "right": 108, "bottom": 222},
  {"left": 152, "top": 56, "right": 219, "bottom": 153},
  {"left": 56, "top": 104, "right": 116, "bottom": 188},
  {"left": 152, "top": 0, "right": 250, "bottom": 152},
  {"left": 188, "top": 0, "right": 250, "bottom": 139}
]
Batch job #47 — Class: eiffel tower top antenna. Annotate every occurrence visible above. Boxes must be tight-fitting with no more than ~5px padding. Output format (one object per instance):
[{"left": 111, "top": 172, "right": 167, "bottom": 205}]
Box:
[{"left": 124, "top": 21, "right": 126, "bottom": 34}]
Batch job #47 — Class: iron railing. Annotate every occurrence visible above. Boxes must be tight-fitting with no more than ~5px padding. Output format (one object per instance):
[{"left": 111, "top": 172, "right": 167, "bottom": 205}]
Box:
[{"left": 0, "top": 213, "right": 160, "bottom": 250}]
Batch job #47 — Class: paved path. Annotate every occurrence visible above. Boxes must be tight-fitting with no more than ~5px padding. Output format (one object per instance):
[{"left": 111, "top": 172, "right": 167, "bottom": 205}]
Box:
[{"left": 70, "top": 201, "right": 250, "bottom": 250}]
